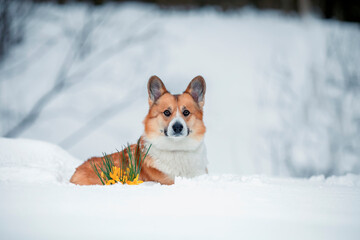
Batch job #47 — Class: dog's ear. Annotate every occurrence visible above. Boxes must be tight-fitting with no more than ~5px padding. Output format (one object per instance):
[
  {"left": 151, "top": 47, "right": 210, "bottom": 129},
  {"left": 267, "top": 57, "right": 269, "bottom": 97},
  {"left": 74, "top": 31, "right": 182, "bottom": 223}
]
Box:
[
  {"left": 185, "top": 76, "right": 206, "bottom": 108},
  {"left": 148, "top": 75, "right": 168, "bottom": 105}
]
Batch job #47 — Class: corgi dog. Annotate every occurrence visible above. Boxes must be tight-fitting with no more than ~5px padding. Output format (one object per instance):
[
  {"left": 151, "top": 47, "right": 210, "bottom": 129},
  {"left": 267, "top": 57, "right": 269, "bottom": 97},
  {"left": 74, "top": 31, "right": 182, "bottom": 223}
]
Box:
[{"left": 70, "top": 75, "right": 208, "bottom": 185}]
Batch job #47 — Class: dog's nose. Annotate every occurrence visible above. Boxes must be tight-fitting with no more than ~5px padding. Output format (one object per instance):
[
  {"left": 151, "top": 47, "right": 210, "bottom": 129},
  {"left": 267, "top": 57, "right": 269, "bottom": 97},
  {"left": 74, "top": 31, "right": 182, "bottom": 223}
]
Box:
[{"left": 172, "top": 122, "right": 183, "bottom": 134}]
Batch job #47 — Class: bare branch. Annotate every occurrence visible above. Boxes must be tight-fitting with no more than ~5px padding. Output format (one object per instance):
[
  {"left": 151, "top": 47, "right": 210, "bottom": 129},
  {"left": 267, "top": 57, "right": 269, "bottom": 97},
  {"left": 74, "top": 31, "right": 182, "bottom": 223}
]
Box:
[
  {"left": 3, "top": 6, "right": 96, "bottom": 137},
  {"left": 2, "top": 7, "right": 157, "bottom": 138}
]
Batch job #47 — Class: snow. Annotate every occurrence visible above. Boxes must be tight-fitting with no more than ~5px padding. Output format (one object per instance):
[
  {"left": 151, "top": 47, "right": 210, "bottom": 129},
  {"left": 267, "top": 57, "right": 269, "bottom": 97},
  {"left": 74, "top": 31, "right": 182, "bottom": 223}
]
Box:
[
  {"left": 1, "top": 137, "right": 360, "bottom": 239},
  {"left": 0, "top": 138, "right": 81, "bottom": 184}
]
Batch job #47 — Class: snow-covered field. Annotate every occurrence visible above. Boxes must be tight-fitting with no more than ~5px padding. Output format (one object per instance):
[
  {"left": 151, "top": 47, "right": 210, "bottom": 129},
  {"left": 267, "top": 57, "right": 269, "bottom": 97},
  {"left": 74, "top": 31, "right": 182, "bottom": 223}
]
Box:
[
  {"left": 1, "top": 3, "right": 360, "bottom": 239},
  {"left": 0, "top": 137, "right": 360, "bottom": 239}
]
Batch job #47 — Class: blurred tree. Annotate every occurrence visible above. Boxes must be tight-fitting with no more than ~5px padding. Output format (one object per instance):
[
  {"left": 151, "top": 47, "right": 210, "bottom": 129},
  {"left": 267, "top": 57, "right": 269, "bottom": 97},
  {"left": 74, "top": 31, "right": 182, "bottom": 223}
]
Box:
[
  {"left": 27, "top": 0, "right": 360, "bottom": 22},
  {"left": 68, "top": 0, "right": 360, "bottom": 22},
  {"left": 0, "top": 0, "right": 32, "bottom": 62},
  {"left": 2, "top": 5, "right": 157, "bottom": 139}
]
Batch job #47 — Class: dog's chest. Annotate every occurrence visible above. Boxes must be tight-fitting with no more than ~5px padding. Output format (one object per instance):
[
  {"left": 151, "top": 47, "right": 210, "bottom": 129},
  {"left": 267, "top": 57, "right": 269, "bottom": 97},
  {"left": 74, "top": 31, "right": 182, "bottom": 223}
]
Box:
[{"left": 147, "top": 144, "right": 207, "bottom": 178}]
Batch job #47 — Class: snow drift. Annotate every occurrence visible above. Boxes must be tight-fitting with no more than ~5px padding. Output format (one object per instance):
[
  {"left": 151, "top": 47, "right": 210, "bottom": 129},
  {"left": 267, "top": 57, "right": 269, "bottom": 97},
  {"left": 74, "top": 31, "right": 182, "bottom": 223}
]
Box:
[
  {"left": 0, "top": 137, "right": 359, "bottom": 239},
  {"left": 0, "top": 137, "right": 81, "bottom": 184}
]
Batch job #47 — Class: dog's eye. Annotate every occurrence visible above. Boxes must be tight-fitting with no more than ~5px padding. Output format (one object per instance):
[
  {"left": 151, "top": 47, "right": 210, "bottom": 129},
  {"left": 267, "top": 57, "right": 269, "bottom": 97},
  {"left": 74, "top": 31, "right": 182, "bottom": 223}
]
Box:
[
  {"left": 163, "top": 110, "right": 171, "bottom": 117},
  {"left": 183, "top": 110, "right": 190, "bottom": 117}
]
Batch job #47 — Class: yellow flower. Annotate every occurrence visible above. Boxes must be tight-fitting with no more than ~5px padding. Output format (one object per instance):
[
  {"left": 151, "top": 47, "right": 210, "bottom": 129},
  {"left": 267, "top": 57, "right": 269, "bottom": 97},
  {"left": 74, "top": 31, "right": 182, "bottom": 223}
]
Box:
[
  {"left": 105, "top": 179, "right": 116, "bottom": 185},
  {"left": 113, "top": 166, "right": 120, "bottom": 175},
  {"left": 126, "top": 175, "right": 143, "bottom": 185},
  {"left": 109, "top": 170, "right": 120, "bottom": 182},
  {"left": 104, "top": 166, "right": 122, "bottom": 183},
  {"left": 122, "top": 175, "right": 128, "bottom": 182},
  {"left": 98, "top": 164, "right": 143, "bottom": 185}
]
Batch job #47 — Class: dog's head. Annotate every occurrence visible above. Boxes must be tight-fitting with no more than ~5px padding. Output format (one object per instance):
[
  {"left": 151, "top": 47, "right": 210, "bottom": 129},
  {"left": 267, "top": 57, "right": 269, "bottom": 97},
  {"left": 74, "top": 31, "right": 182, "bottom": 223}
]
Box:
[{"left": 143, "top": 76, "right": 206, "bottom": 151}]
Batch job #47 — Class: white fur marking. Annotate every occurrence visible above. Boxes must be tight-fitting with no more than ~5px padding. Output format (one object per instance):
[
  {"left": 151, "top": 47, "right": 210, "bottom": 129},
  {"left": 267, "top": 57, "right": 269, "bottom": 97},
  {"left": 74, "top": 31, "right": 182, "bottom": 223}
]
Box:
[{"left": 143, "top": 135, "right": 208, "bottom": 179}]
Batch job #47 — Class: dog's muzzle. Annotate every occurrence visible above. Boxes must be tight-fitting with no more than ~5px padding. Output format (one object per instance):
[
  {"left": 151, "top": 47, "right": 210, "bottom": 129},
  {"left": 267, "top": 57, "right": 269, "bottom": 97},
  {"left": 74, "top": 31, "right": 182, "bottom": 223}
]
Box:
[{"left": 167, "top": 117, "right": 189, "bottom": 138}]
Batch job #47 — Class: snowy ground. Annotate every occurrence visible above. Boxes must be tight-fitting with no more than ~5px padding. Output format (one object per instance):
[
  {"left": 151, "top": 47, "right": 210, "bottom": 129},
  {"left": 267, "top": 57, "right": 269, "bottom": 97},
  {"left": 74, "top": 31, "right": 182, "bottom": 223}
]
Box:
[{"left": 1, "top": 137, "right": 360, "bottom": 239}]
